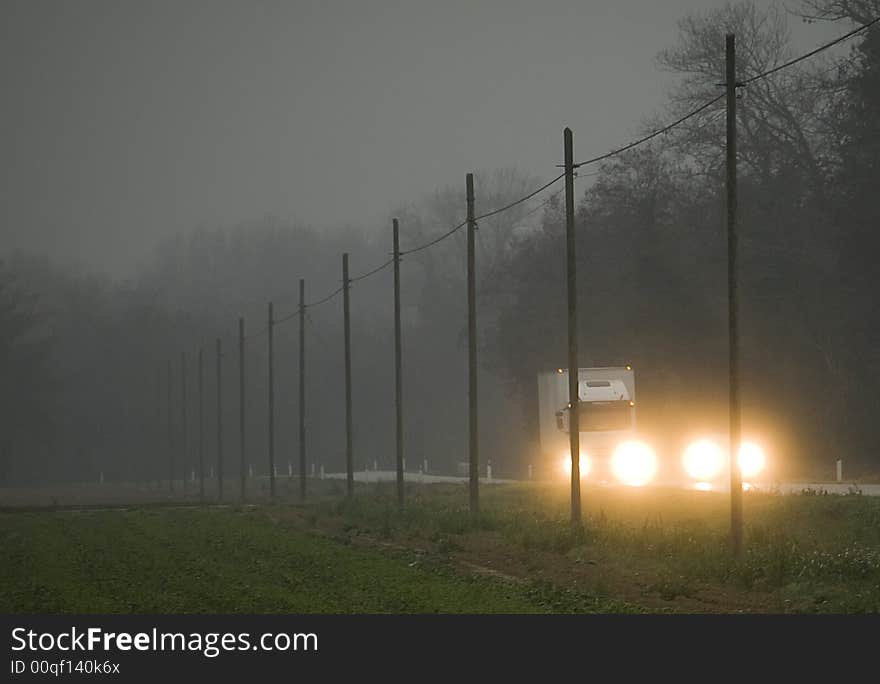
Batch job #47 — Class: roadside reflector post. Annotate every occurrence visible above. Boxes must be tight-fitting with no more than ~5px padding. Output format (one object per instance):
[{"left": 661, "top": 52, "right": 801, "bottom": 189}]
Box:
[{"left": 836, "top": 459, "right": 843, "bottom": 483}]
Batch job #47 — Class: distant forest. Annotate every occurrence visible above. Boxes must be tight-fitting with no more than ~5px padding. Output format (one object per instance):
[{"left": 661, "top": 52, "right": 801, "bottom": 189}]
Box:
[{"left": 3, "top": 1, "right": 878, "bottom": 484}]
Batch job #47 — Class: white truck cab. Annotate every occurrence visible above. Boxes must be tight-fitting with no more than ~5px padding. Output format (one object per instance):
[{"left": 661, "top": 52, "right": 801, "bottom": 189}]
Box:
[{"left": 537, "top": 366, "right": 637, "bottom": 481}]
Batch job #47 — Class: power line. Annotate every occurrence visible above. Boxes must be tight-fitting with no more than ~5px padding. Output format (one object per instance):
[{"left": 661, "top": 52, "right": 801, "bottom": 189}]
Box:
[
  {"left": 400, "top": 218, "right": 468, "bottom": 256},
  {"left": 740, "top": 15, "right": 880, "bottom": 86},
  {"left": 565, "top": 15, "right": 878, "bottom": 171},
  {"left": 511, "top": 186, "right": 566, "bottom": 226},
  {"left": 275, "top": 258, "right": 391, "bottom": 320},
  {"left": 573, "top": 94, "right": 725, "bottom": 169},
  {"left": 400, "top": 173, "right": 567, "bottom": 256},
  {"left": 305, "top": 285, "right": 344, "bottom": 309},
  {"left": 349, "top": 258, "right": 394, "bottom": 283},
  {"left": 274, "top": 310, "right": 298, "bottom": 325},
  {"left": 244, "top": 326, "right": 268, "bottom": 341},
  {"left": 473, "top": 172, "right": 566, "bottom": 222}
]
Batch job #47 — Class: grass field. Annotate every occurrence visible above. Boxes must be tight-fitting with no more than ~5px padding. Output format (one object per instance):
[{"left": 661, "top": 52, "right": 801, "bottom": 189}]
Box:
[{"left": 2, "top": 481, "right": 879, "bottom": 613}]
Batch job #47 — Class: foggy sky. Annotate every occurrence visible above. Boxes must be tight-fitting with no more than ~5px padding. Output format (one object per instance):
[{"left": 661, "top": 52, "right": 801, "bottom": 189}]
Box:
[{"left": 1, "top": 0, "right": 838, "bottom": 276}]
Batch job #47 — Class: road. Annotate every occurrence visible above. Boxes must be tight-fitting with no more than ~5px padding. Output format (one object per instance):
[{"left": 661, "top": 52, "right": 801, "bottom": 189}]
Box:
[{"left": 321, "top": 470, "right": 880, "bottom": 495}]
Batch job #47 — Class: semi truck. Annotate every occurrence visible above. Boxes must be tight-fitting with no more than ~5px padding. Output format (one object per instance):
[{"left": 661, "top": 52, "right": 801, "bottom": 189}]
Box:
[
  {"left": 538, "top": 366, "right": 657, "bottom": 485},
  {"left": 538, "top": 365, "right": 767, "bottom": 488}
]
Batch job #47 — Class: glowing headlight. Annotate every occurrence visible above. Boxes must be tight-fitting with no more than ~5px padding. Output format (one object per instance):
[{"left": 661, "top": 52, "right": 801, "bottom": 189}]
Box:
[
  {"left": 683, "top": 439, "right": 724, "bottom": 480},
  {"left": 738, "top": 441, "right": 766, "bottom": 478},
  {"left": 611, "top": 440, "right": 657, "bottom": 486},
  {"left": 560, "top": 453, "right": 590, "bottom": 478}
]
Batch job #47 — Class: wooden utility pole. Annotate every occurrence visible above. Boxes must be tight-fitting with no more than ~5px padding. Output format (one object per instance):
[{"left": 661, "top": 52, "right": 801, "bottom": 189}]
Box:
[
  {"left": 239, "top": 317, "right": 246, "bottom": 502},
  {"left": 393, "top": 218, "right": 404, "bottom": 508},
  {"left": 181, "top": 351, "right": 188, "bottom": 493},
  {"left": 198, "top": 347, "right": 204, "bottom": 502},
  {"left": 156, "top": 366, "right": 162, "bottom": 488},
  {"left": 216, "top": 338, "right": 224, "bottom": 502},
  {"left": 298, "top": 279, "right": 306, "bottom": 500},
  {"left": 343, "top": 253, "right": 354, "bottom": 498},
  {"left": 466, "top": 172, "right": 479, "bottom": 516},
  {"left": 726, "top": 33, "right": 743, "bottom": 555},
  {"left": 267, "top": 301, "right": 276, "bottom": 500},
  {"left": 564, "top": 127, "right": 581, "bottom": 525},
  {"left": 167, "top": 359, "right": 174, "bottom": 491}
]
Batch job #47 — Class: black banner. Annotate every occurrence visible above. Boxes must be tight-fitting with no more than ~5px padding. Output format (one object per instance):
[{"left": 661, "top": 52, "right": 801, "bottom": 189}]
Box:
[{"left": 2, "top": 614, "right": 877, "bottom": 680}]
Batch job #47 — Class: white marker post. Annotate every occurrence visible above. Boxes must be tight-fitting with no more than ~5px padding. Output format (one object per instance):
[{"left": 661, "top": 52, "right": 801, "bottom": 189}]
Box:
[{"left": 836, "top": 459, "right": 843, "bottom": 483}]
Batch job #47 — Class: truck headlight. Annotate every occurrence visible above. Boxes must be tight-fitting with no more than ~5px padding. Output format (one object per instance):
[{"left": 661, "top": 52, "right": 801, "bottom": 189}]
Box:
[
  {"left": 683, "top": 439, "right": 724, "bottom": 480},
  {"left": 611, "top": 440, "right": 657, "bottom": 486},
  {"left": 560, "top": 453, "right": 590, "bottom": 478},
  {"left": 738, "top": 441, "right": 766, "bottom": 478}
]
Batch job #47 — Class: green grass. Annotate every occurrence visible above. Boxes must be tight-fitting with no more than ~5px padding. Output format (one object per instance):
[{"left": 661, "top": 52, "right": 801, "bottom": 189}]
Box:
[
  {"left": 0, "top": 506, "right": 640, "bottom": 614},
  {"left": 307, "top": 483, "right": 880, "bottom": 612},
  {"left": 3, "top": 482, "right": 880, "bottom": 613}
]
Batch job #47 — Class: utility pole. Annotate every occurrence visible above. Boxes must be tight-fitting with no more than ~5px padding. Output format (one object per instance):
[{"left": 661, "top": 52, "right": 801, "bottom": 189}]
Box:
[
  {"left": 267, "top": 301, "right": 276, "bottom": 500},
  {"left": 156, "top": 366, "right": 162, "bottom": 488},
  {"left": 466, "top": 172, "right": 479, "bottom": 516},
  {"left": 726, "top": 33, "right": 743, "bottom": 555},
  {"left": 298, "top": 279, "right": 306, "bottom": 500},
  {"left": 167, "top": 359, "right": 174, "bottom": 491},
  {"left": 343, "top": 253, "right": 354, "bottom": 498},
  {"left": 198, "top": 347, "right": 204, "bottom": 502},
  {"left": 393, "top": 218, "right": 404, "bottom": 508},
  {"left": 564, "top": 127, "right": 582, "bottom": 525},
  {"left": 181, "top": 351, "right": 188, "bottom": 494},
  {"left": 239, "top": 317, "right": 246, "bottom": 502},
  {"left": 216, "top": 338, "right": 224, "bottom": 502}
]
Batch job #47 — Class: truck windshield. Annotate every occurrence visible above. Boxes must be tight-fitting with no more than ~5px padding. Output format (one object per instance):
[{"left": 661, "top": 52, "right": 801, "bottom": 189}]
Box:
[{"left": 580, "top": 402, "right": 632, "bottom": 431}]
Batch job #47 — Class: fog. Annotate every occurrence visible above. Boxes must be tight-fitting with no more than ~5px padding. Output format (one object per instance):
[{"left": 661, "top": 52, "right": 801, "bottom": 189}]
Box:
[{"left": 2, "top": 0, "right": 877, "bottom": 488}]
